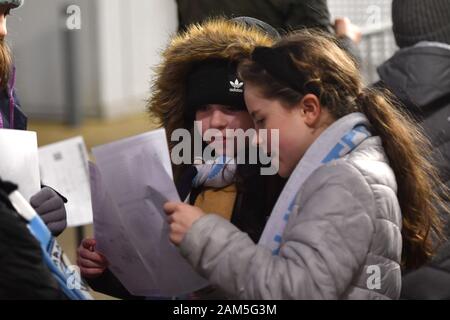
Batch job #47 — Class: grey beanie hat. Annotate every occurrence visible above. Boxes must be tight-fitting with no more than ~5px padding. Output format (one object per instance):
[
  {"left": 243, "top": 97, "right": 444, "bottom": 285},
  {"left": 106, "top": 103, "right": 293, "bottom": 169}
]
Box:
[
  {"left": 231, "top": 16, "right": 281, "bottom": 40},
  {"left": 392, "top": 0, "right": 450, "bottom": 48}
]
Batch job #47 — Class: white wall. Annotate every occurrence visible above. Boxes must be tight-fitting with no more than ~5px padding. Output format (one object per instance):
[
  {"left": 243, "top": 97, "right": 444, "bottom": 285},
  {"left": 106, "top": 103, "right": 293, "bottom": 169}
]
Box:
[
  {"left": 8, "top": 0, "right": 178, "bottom": 120},
  {"left": 328, "top": 0, "right": 393, "bottom": 26},
  {"left": 96, "top": 0, "right": 178, "bottom": 118}
]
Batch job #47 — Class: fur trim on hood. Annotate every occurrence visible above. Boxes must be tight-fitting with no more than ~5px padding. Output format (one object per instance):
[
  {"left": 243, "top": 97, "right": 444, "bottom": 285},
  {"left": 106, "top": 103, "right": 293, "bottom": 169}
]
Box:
[{"left": 147, "top": 18, "right": 275, "bottom": 149}]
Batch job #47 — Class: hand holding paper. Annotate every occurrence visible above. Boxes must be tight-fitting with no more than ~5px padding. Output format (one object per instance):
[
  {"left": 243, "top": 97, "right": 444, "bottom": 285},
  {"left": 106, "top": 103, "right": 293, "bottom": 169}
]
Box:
[
  {"left": 164, "top": 202, "right": 206, "bottom": 246},
  {"left": 77, "top": 238, "right": 108, "bottom": 279},
  {"left": 91, "top": 129, "right": 207, "bottom": 297}
]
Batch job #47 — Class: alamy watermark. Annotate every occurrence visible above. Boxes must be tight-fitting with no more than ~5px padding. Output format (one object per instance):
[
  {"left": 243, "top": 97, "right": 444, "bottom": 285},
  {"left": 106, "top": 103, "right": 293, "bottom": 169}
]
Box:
[
  {"left": 366, "top": 5, "right": 383, "bottom": 28},
  {"left": 366, "top": 265, "right": 382, "bottom": 290},
  {"left": 171, "top": 121, "right": 280, "bottom": 176},
  {"left": 66, "top": 5, "right": 81, "bottom": 30}
]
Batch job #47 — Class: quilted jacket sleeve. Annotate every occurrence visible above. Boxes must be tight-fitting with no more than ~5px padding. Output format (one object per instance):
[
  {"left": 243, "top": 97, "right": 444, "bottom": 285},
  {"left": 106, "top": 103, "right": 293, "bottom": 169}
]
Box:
[{"left": 179, "top": 162, "right": 376, "bottom": 299}]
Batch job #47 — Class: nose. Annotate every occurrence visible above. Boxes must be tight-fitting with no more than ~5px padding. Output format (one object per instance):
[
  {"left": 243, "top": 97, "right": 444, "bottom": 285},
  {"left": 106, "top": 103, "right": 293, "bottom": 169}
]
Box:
[
  {"left": 0, "top": 15, "right": 7, "bottom": 38},
  {"left": 209, "top": 109, "right": 228, "bottom": 130},
  {"left": 251, "top": 130, "right": 263, "bottom": 147}
]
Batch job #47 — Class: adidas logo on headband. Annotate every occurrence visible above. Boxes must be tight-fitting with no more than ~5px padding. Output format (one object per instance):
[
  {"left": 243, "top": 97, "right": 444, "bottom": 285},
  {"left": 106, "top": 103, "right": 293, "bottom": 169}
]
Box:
[{"left": 229, "top": 79, "right": 244, "bottom": 93}]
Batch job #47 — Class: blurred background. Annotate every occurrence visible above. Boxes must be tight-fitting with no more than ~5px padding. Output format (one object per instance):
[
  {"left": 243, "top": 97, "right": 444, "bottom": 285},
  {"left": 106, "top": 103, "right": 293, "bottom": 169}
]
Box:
[{"left": 6, "top": 0, "right": 397, "bottom": 299}]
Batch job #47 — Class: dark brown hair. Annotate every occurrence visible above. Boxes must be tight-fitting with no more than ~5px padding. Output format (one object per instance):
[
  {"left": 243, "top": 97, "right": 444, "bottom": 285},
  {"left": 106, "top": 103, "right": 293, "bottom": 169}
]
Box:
[
  {"left": 239, "top": 29, "right": 449, "bottom": 270},
  {"left": 0, "top": 40, "right": 11, "bottom": 90}
]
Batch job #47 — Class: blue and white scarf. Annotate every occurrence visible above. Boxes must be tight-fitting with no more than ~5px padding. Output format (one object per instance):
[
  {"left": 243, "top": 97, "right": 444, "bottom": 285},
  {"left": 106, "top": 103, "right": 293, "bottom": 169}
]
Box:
[
  {"left": 258, "top": 112, "right": 372, "bottom": 255},
  {"left": 7, "top": 188, "right": 92, "bottom": 300},
  {"left": 192, "top": 155, "right": 237, "bottom": 189}
]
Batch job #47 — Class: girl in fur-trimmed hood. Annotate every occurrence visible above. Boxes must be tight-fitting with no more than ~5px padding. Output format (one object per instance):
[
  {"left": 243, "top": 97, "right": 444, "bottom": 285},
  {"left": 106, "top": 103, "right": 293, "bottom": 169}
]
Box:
[
  {"left": 79, "top": 18, "right": 286, "bottom": 299},
  {"left": 148, "top": 18, "right": 274, "bottom": 150}
]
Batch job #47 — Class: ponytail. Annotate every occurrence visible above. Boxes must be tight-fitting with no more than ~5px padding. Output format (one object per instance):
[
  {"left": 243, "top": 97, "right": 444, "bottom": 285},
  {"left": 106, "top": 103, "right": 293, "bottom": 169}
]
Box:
[
  {"left": 357, "top": 87, "right": 448, "bottom": 269},
  {"left": 0, "top": 40, "right": 11, "bottom": 90},
  {"left": 239, "top": 29, "right": 448, "bottom": 270}
]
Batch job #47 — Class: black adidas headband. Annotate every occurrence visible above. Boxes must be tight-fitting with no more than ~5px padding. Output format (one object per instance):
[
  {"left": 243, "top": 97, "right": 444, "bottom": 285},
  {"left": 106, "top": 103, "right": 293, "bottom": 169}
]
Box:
[{"left": 251, "top": 46, "right": 320, "bottom": 97}]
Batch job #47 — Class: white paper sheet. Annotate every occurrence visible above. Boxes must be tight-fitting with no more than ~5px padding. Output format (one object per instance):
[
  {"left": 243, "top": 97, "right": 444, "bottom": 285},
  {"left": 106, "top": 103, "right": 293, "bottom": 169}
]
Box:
[
  {"left": 0, "top": 129, "right": 40, "bottom": 201},
  {"left": 38, "top": 136, "right": 93, "bottom": 227},
  {"left": 91, "top": 129, "right": 207, "bottom": 297}
]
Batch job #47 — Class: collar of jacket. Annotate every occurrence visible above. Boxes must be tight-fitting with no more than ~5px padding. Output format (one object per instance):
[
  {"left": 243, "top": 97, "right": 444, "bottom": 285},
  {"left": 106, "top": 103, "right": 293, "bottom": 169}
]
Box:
[
  {"left": 0, "top": 89, "right": 27, "bottom": 130},
  {"left": 377, "top": 44, "right": 450, "bottom": 108}
]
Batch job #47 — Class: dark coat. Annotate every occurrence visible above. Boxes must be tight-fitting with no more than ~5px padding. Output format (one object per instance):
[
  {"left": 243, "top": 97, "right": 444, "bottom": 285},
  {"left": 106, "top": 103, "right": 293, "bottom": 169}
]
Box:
[
  {"left": 0, "top": 180, "right": 63, "bottom": 300},
  {"left": 88, "top": 165, "right": 286, "bottom": 299},
  {"left": 176, "top": 0, "right": 332, "bottom": 33},
  {"left": 377, "top": 43, "right": 450, "bottom": 300},
  {"left": 175, "top": 1, "right": 361, "bottom": 66}
]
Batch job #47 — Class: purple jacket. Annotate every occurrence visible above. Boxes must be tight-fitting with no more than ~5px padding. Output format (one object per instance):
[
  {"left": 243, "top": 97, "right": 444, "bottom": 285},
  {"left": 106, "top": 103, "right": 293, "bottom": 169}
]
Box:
[{"left": 0, "top": 67, "right": 27, "bottom": 130}]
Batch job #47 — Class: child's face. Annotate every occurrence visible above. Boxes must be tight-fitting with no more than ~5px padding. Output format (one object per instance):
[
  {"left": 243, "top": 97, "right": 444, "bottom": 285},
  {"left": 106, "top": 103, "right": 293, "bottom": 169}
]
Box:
[
  {"left": 195, "top": 104, "right": 254, "bottom": 157},
  {"left": 244, "top": 83, "right": 325, "bottom": 178},
  {"left": 0, "top": 5, "right": 11, "bottom": 39}
]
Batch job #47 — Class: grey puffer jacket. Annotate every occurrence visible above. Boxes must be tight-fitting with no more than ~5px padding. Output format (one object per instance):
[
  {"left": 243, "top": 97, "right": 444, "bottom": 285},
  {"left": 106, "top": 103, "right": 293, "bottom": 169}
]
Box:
[{"left": 179, "top": 136, "right": 402, "bottom": 300}]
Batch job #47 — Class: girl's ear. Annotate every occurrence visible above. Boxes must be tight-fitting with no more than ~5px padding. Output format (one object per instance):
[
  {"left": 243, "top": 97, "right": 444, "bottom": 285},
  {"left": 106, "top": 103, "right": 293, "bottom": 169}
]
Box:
[{"left": 299, "top": 94, "right": 322, "bottom": 127}]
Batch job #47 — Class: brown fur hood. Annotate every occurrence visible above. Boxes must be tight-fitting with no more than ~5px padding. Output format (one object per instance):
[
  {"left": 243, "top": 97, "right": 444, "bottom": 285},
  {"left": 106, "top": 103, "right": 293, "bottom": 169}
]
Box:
[{"left": 147, "top": 18, "right": 274, "bottom": 145}]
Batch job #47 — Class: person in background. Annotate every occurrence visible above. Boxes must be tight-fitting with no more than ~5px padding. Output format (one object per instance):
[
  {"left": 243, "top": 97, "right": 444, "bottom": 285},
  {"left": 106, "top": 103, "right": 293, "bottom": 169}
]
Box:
[
  {"left": 176, "top": 0, "right": 362, "bottom": 63},
  {"left": 376, "top": 0, "right": 450, "bottom": 300},
  {"left": 176, "top": 0, "right": 331, "bottom": 33},
  {"left": 0, "top": 0, "right": 67, "bottom": 237}
]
